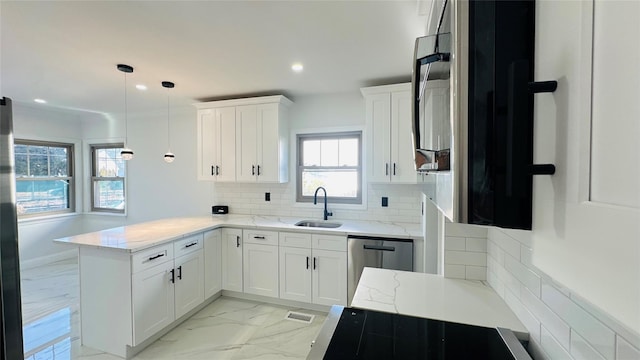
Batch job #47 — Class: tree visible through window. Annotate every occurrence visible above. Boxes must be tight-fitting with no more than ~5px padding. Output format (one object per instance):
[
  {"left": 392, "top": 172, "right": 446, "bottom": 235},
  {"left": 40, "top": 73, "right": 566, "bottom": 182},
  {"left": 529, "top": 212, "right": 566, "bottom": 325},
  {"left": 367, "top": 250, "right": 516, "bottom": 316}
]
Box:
[
  {"left": 91, "top": 144, "right": 126, "bottom": 213},
  {"left": 297, "top": 132, "right": 362, "bottom": 204},
  {"left": 14, "top": 140, "right": 74, "bottom": 216}
]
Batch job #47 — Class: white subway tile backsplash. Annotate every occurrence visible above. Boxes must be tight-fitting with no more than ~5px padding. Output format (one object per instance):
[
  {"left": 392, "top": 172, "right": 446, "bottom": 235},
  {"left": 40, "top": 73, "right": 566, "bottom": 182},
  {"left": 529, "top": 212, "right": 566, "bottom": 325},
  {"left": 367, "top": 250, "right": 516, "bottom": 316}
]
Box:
[
  {"left": 541, "top": 282, "right": 616, "bottom": 360},
  {"left": 521, "top": 287, "right": 571, "bottom": 351},
  {"left": 444, "top": 250, "right": 487, "bottom": 266},
  {"left": 444, "top": 236, "right": 466, "bottom": 251},
  {"left": 465, "top": 265, "right": 487, "bottom": 281},
  {"left": 487, "top": 227, "right": 521, "bottom": 260},
  {"left": 465, "top": 237, "right": 487, "bottom": 252},
  {"left": 444, "top": 222, "right": 488, "bottom": 238},
  {"left": 616, "top": 335, "right": 640, "bottom": 360},
  {"left": 487, "top": 227, "right": 636, "bottom": 360},
  {"left": 505, "top": 288, "right": 541, "bottom": 342},
  {"left": 487, "top": 239, "right": 505, "bottom": 266},
  {"left": 571, "top": 330, "right": 606, "bottom": 360},
  {"left": 444, "top": 264, "right": 466, "bottom": 279},
  {"left": 504, "top": 254, "right": 541, "bottom": 297},
  {"left": 487, "top": 256, "right": 522, "bottom": 296},
  {"left": 541, "top": 326, "right": 572, "bottom": 359}
]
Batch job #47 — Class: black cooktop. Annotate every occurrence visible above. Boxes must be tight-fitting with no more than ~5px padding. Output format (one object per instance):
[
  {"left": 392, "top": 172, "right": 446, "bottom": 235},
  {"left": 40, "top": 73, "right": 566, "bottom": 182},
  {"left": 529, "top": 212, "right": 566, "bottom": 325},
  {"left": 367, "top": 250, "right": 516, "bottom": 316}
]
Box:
[{"left": 322, "top": 308, "right": 521, "bottom": 359}]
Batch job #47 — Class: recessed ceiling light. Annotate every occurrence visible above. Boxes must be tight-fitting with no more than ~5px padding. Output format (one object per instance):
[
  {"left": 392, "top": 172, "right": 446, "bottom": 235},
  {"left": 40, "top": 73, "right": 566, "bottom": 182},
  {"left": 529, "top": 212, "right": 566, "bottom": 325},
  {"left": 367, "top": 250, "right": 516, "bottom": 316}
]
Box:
[
  {"left": 34, "top": 99, "right": 47, "bottom": 104},
  {"left": 291, "top": 63, "right": 304, "bottom": 73},
  {"left": 136, "top": 84, "right": 147, "bottom": 91}
]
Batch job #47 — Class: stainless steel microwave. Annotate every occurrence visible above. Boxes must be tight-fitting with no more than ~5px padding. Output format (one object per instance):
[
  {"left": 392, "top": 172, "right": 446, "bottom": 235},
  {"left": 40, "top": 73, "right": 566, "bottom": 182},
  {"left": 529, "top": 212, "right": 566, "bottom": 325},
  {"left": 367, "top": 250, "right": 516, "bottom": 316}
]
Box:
[{"left": 411, "top": 0, "right": 553, "bottom": 230}]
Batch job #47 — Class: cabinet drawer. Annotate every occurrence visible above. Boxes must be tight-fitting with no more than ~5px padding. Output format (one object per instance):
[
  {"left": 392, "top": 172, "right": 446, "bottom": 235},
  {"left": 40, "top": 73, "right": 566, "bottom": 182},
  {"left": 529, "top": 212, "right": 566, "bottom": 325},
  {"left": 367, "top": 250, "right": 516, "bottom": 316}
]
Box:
[
  {"left": 174, "top": 234, "right": 204, "bottom": 258},
  {"left": 312, "top": 234, "right": 346, "bottom": 252},
  {"left": 132, "top": 243, "right": 174, "bottom": 274},
  {"left": 244, "top": 230, "right": 279, "bottom": 246},
  {"left": 279, "top": 232, "right": 312, "bottom": 249}
]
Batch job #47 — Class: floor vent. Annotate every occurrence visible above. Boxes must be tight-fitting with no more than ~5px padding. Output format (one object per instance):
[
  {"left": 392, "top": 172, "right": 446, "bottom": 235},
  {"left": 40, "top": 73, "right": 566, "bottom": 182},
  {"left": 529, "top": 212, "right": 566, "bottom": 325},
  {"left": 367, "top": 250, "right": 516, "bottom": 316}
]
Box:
[{"left": 285, "top": 311, "right": 315, "bottom": 324}]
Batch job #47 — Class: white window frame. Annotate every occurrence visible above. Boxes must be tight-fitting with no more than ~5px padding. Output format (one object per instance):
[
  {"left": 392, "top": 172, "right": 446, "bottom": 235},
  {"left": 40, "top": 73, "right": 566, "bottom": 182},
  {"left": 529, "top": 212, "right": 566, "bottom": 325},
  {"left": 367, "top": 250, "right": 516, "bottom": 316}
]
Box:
[
  {"left": 90, "top": 143, "right": 126, "bottom": 214},
  {"left": 296, "top": 131, "right": 363, "bottom": 205},
  {"left": 14, "top": 139, "right": 75, "bottom": 218}
]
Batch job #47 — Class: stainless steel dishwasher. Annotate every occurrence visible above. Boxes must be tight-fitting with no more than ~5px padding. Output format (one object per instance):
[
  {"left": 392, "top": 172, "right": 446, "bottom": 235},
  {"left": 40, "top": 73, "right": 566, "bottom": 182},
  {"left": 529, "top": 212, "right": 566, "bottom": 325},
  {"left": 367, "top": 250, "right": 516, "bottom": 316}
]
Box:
[{"left": 347, "top": 235, "right": 414, "bottom": 304}]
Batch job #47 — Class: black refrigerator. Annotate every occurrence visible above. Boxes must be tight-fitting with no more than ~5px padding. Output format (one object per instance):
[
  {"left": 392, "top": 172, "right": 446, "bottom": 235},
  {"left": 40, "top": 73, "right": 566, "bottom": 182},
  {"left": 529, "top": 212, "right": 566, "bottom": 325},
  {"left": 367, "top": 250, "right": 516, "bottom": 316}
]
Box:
[{"left": 0, "top": 97, "right": 25, "bottom": 358}]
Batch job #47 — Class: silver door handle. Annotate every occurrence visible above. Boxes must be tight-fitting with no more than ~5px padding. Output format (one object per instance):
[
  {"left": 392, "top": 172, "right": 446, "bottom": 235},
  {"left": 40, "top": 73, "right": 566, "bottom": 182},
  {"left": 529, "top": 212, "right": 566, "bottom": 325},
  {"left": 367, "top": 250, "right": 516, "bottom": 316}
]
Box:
[{"left": 363, "top": 244, "right": 396, "bottom": 252}]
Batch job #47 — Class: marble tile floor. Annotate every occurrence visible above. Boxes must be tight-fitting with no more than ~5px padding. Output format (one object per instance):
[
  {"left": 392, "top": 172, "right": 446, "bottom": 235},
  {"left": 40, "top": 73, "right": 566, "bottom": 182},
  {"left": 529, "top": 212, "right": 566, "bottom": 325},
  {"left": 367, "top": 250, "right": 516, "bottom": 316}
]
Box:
[{"left": 20, "top": 258, "right": 327, "bottom": 360}]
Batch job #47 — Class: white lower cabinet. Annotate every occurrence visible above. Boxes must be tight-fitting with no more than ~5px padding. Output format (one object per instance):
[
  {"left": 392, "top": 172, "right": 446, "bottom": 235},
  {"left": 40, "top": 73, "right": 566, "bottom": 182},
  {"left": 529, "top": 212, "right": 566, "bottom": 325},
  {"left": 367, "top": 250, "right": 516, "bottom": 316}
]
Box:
[
  {"left": 132, "top": 260, "right": 175, "bottom": 345},
  {"left": 221, "top": 228, "right": 243, "bottom": 292},
  {"left": 131, "top": 234, "right": 204, "bottom": 346},
  {"left": 203, "top": 229, "right": 222, "bottom": 298},
  {"left": 243, "top": 230, "right": 279, "bottom": 297},
  {"left": 278, "top": 232, "right": 347, "bottom": 306},
  {"left": 173, "top": 250, "right": 204, "bottom": 319}
]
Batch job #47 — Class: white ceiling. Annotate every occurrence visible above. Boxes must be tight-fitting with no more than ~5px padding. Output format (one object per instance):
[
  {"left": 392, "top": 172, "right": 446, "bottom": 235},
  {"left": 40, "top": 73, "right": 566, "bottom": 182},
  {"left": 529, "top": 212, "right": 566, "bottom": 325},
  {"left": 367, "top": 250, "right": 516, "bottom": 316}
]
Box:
[{"left": 1, "top": 1, "right": 426, "bottom": 116}]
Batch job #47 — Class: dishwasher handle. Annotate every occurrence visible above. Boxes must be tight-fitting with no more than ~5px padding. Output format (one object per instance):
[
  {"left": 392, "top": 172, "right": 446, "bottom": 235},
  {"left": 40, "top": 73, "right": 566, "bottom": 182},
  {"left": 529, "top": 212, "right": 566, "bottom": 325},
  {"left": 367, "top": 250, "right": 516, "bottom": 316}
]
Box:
[{"left": 363, "top": 244, "right": 396, "bottom": 252}]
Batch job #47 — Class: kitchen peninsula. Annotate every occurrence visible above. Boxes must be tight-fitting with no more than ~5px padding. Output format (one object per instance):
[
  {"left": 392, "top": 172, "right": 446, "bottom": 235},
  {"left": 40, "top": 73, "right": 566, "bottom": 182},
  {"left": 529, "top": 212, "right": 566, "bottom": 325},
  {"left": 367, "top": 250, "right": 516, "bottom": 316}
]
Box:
[{"left": 54, "top": 215, "right": 424, "bottom": 359}]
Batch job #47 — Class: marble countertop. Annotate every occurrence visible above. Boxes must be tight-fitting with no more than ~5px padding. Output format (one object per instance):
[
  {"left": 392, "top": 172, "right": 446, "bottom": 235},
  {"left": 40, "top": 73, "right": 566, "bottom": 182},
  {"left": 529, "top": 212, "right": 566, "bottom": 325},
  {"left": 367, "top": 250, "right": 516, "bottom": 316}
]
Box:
[
  {"left": 351, "top": 267, "right": 529, "bottom": 340},
  {"left": 53, "top": 215, "right": 422, "bottom": 252}
]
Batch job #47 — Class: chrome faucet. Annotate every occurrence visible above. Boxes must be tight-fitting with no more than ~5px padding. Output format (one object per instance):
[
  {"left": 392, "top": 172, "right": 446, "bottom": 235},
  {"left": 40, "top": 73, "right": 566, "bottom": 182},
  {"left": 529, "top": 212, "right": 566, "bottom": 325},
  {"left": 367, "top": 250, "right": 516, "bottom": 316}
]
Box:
[{"left": 313, "top": 186, "right": 333, "bottom": 221}]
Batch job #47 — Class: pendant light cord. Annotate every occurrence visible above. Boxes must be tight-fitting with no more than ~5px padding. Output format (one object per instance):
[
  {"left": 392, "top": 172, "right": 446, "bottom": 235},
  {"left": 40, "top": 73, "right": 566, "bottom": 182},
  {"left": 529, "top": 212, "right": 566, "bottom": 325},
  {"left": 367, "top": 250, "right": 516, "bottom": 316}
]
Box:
[
  {"left": 167, "top": 92, "right": 171, "bottom": 151},
  {"left": 124, "top": 71, "right": 128, "bottom": 146}
]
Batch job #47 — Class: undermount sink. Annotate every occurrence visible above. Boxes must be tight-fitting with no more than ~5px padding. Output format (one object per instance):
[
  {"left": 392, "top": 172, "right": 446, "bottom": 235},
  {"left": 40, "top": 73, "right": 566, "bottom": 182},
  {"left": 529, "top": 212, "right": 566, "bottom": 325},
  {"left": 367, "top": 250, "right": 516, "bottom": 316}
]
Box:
[{"left": 294, "top": 220, "right": 342, "bottom": 228}]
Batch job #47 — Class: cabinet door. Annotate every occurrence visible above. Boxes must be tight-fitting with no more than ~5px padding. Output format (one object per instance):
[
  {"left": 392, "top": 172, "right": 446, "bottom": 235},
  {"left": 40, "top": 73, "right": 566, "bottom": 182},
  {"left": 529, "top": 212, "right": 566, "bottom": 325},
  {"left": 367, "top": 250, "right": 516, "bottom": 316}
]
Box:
[
  {"left": 279, "top": 246, "right": 312, "bottom": 303},
  {"left": 243, "top": 243, "right": 279, "bottom": 298},
  {"left": 132, "top": 261, "right": 175, "bottom": 345},
  {"left": 312, "top": 249, "right": 347, "bottom": 306},
  {"left": 216, "top": 107, "right": 237, "bottom": 182},
  {"left": 366, "top": 93, "right": 392, "bottom": 183},
  {"left": 204, "top": 229, "right": 222, "bottom": 298},
  {"left": 236, "top": 105, "right": 258, "bottom": 182},
  {"left": 256, "top": 103, "right": 280, "bottom": 182},
  {"left": 197, "top": 109, "right": 216, "bottom": 180},
  {"left": 221, "top": 228, "right": 243, "bottom": 292},
  {"left": 174, "top": 250, "right": 205, "bottom": 319},
  {"left": 390, "top": 90, "right": 418, "bottom": 183}
]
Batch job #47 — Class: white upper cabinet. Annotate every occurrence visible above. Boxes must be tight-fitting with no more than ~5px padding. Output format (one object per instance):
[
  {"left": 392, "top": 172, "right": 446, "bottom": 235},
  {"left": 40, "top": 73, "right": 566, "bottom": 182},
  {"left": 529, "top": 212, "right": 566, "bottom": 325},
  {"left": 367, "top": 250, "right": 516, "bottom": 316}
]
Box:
[
  {"left": 362, "top": 83, "right": 418, "bottom": 183},
  {"left": 196, "top": 107, "right": 237, "bottom": 181},
  {"left": 196, "top": 95, "right": 292, "bottom": 183}
]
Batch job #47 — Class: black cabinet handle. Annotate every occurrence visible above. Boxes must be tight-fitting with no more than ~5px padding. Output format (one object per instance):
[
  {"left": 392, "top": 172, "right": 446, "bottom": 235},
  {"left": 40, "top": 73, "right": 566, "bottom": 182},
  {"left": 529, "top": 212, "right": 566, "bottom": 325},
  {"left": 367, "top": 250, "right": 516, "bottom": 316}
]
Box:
[
  {"left": 236, "top": 236, "right": 240, "bottom": 248},
  {"left": 313, "top": 257, "right": 317, "bottom": 270},
  {"left": 211, "top": 166, "right": 215, "bottom": 176},
  {"left": 148, "top": 253, "right": 165, "bottom": 261},
  {"left": 170, "top": 269, "right": 175, "bottom": 283},
  {"left": 393, "top": 163, "right": 396, "bottom": 176},
  {"left": 216, "top": 166, "right": 220, "bottom": 175},
  {"left": 257, "top": 165, "right": 261, "bottom": 176},
  {"left": 177, "top": 266, "right": 182, "bottom": 280},
  {"left": 253, "top": 236, "right": 265, "bottom": 240},
  {"left": 252, "top": 165, "right": 255, "bottom": 175},
  {"left": 185, "top": 242, "right": 198, "bottom": 248},
  {"left": 385, "top": 163, "right": 389, "bottom": 176},
  {"left": 306, "top": 256, "right": 310, "bottom": 269}
]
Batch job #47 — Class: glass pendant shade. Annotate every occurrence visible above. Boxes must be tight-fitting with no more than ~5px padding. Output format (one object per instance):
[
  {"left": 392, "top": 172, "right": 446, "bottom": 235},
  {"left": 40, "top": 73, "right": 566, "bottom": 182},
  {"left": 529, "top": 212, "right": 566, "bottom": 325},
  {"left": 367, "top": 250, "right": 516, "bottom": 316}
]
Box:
[
  {"left": 121, "top": 148, "right": 134, "bottom": 160},
  {"left": 164, "top": 152, "right": 175, "bottom": 163},
  {"left": 162, "top": 81, "right": 175, "bottom": 163}
]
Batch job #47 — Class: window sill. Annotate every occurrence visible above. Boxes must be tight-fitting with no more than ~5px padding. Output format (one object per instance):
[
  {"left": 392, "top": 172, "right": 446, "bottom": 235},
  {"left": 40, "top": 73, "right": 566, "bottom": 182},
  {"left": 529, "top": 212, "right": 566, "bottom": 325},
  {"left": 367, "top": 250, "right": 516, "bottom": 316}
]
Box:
[
  {"left": 83, "top": 211, "right": 127, "bottom": 217},
  {"left": 17, "top": 212, "right": 80, "bottom": 224}
]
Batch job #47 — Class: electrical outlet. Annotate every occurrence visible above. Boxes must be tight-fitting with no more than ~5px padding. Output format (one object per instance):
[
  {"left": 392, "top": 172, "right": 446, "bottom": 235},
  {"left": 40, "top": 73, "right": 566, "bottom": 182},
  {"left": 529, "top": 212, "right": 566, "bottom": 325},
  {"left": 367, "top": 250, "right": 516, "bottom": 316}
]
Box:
[
  {"left": 265, "top": 192, "right": 271, "bottom": 201},
  {"left": 382, "top": 197, "right": 388, "bottom": 207}
]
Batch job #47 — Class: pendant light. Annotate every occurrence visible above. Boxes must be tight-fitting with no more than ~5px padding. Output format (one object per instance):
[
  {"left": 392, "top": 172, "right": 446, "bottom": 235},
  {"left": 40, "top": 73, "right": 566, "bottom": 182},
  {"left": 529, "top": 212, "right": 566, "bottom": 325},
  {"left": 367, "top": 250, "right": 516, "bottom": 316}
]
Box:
[
  {"left": 162, "top": 81, "right": 175, "bottom": 163},
  {"left": 117, "top": 64, "right": 134, "bottom": 160}
]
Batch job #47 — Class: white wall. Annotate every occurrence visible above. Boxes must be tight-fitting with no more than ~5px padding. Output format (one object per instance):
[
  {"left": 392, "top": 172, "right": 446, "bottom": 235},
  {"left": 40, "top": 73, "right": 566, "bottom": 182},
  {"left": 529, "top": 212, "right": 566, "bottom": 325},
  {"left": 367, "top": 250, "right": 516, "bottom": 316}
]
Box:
[{"left": 13, "top": 104, "right": 87, "bottom": 263}]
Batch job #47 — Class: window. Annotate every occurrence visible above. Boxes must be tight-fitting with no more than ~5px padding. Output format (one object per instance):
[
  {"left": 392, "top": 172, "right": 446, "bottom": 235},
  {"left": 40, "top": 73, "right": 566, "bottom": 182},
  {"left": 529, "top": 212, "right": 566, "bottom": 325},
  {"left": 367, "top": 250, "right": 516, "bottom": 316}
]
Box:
[
  {"left": 14, "top": 140, "right": 74, "bottom": 216},
  {"left": 297, "top": 132, "right": 362, "bottom": 204},
  {"left": 91, "top": 144, "right": 126, "bottom": 213}
]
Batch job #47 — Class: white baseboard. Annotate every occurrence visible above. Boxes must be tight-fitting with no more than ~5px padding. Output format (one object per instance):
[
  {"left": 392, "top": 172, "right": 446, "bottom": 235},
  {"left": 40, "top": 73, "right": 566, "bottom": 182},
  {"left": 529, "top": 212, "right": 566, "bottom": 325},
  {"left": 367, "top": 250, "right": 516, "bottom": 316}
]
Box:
[{"left": 20, "top": 249, "right": 78, "bottom": 270}]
